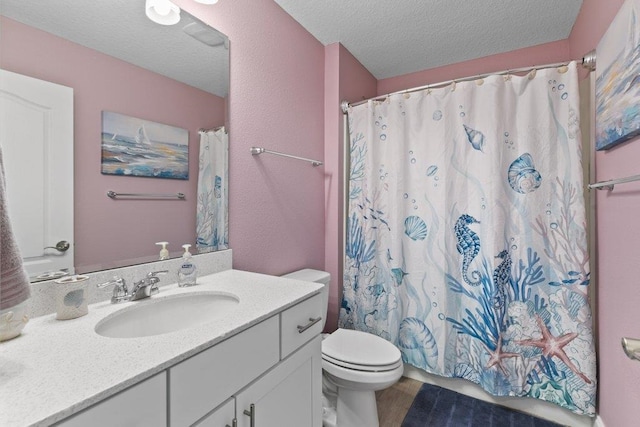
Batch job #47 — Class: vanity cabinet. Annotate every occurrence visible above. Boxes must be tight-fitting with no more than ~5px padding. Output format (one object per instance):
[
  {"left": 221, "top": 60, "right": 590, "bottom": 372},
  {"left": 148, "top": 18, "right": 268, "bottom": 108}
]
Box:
[
  {"left": 193, "top": 398, "right": 235, "bottom": 427},
  {"left": 170, "top": 315, "right": 280, "bottom": 426},
  {"left": 56, "top": 372, "right": 166, "bottom": 427},
  {"left": 175, "top": 293, "right": 323, "bottom": 427},
  {"left": 55, "top": 292, "right": 322, "bottom": 427},
  {"left": 195, "top": 337, "right": 321, "bottom": 427},
  {"left": 234, "top": 336, "right": 322, "bottom": 427}
]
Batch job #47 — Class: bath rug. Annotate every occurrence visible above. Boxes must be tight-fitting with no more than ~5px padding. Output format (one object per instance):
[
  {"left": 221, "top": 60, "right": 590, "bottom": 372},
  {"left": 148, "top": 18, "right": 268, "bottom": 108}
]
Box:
[{"left": 402, "top": 383, "right": 562, "bottom": 427}]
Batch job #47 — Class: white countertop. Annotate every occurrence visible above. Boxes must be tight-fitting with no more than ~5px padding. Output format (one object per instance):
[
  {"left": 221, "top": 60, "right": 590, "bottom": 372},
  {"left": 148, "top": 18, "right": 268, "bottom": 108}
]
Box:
[{"left": 0, "top": 269, "right": 322, "bottom": 427}]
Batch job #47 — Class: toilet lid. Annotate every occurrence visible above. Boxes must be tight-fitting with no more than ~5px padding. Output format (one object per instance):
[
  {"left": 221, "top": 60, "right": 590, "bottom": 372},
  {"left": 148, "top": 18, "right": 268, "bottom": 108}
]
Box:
[{"left": 322, "top": 329, "right": 401, "bottom": 369}]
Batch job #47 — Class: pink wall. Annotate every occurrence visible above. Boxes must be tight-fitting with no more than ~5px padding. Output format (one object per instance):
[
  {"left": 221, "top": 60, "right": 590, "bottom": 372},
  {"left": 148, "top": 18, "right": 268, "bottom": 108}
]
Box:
[
  {"left": 174, "top": 0, "right": 326, "bottom": 275},
  {"left": 568, "top": 1, "right": 640, "bottom": 426},
  {"left": 324, "top": 43, "right": 377, "bottom": 331},
  {"left": 378, "top": 39, "right": 570, "bottom": 94},
  {"left": 0, "top": 17, "right": 225, "bottom": 273}
]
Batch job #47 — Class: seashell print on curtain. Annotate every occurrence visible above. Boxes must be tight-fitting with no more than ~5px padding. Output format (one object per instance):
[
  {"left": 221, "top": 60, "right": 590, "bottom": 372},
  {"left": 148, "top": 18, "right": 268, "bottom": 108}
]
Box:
[{"left": 340, "top": 62, "right": 596, "bottom": 416}]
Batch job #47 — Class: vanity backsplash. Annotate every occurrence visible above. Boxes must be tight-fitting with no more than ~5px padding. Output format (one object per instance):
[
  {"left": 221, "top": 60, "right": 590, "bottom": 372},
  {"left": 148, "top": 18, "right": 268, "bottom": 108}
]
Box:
[{"left": 28, "top": 250, "right": 232, "bottom": 318}]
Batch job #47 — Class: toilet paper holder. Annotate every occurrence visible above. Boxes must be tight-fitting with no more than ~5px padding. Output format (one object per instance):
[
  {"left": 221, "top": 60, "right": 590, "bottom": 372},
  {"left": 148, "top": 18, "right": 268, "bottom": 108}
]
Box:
[{"left": 622, "top": 337, "right": 640, "bottom": 361}]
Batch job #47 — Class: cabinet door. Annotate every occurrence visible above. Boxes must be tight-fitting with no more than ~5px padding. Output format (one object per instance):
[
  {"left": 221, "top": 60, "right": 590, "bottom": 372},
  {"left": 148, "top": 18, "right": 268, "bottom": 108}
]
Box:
[
  {"left": 169, "top": 316, "right": 279, "bottom": 427},
  {"left": 235, "top": 336, "right": 322, "bottom": 427},
  {"left": 193, "top": 398, "right": 235, "bottom": 427},
  {"left": 56, "top": 372, "right": 166, "bottom": 427}
]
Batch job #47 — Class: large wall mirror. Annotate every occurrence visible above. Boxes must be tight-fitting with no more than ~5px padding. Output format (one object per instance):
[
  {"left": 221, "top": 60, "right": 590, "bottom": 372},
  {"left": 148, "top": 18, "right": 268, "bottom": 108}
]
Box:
[{"left": 0, "top": 1, "right": 229, "bottom": 282}]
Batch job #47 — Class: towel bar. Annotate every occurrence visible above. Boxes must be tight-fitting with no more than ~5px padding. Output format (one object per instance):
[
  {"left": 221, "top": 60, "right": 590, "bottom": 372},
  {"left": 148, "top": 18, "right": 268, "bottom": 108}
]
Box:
[
  {"left": 250, "top": 147, "right": 322, "bottom": 167},
  {"left": 107, "top": 191, "right": 185, "bottom": 200},
  {"left": 588, "top": 174, "right": 640, "bottom": 190}
]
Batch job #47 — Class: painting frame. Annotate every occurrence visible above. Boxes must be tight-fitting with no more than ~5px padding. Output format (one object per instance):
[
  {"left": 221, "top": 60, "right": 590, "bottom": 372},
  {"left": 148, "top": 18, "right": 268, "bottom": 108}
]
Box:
[
  {"left": 101, "top": 111, "right": 189, "bottom": 179},
  {"left": 595, "top": 0, "right": 640, "bottom": 151}
]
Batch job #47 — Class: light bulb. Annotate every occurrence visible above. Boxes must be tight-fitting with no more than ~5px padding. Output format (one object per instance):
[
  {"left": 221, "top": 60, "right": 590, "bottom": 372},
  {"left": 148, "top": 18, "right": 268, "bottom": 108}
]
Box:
[{"left": 145, "top": 0, "right": 181, "bottom": 25}]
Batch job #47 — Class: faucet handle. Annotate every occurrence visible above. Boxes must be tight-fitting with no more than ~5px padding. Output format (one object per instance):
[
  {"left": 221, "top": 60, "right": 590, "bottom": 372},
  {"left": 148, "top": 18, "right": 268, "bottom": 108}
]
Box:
[
  {"left": 97, "top": 275, "right": 126, "bottom": 289},
  {"left": 147, "top": 270, "right": 168, "bottom": 291},
  {"left": 97, "top": 276, "right": 129, "bottom": 303},
  {"left": 147, "top": 270, "right": 168, "bottom": 278}
]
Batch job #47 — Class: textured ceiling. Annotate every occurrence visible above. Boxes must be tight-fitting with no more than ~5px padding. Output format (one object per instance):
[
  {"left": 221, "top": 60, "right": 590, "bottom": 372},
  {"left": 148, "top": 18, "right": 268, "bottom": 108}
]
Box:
[
  {"left": 2, "top": 1, "right": 583, "bottom": 91},
  {"left": 1, "top": 0, "right": 229, "bottom": 97},
  {"left": 274, "top": 0, "right": 583, "bottom": 79}
]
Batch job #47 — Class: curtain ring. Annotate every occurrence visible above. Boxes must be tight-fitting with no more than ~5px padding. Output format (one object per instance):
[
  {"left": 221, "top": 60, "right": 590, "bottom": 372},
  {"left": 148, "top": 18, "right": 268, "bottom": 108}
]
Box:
[
  {"left": 557, "top": 65, "right": 569, "bottom": 74},
  {"left": 528, "top": 69, "right": 537, "bottom": 80}
]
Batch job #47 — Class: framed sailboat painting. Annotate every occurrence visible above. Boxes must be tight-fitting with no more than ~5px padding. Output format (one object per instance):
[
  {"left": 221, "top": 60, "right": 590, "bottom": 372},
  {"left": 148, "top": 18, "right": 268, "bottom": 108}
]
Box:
[
  {"left": 101, "top": 111, "right": 189, "bottom": 179},
  {"left": 595, "top": 0, "right": 640, "bottom": 150}
]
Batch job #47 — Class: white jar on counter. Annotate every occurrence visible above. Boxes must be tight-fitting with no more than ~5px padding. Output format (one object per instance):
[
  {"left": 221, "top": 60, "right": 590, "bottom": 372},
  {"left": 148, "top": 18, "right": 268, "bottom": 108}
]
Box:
[{"left": 54, "top": 275, "right": 90, "bottom": 320}]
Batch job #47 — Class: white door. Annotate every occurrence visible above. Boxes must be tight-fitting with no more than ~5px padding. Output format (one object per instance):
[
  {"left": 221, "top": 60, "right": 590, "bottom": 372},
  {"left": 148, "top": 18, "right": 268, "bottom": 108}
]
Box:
[{"left": 0, "top": 69, "right": 74, "bottom": 279}]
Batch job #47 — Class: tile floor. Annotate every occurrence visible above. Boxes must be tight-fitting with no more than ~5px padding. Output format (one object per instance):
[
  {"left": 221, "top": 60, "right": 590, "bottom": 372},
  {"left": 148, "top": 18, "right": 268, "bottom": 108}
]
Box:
[{"left": 376, "top": 377, "right": 423, "bottom": 427}]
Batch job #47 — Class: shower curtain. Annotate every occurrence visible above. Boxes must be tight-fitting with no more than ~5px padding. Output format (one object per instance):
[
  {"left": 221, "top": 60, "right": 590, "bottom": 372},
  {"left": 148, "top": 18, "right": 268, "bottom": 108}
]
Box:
[
  {"left": 340, "top": 62, "right": 596, "bottom": 415},
  {"left": 196, "top": 127, "right": 228, "bottom": 252}
]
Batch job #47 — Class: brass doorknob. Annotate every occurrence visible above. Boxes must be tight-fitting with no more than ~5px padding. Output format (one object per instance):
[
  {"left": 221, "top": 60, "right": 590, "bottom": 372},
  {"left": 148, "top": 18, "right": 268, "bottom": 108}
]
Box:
[{"left": 44, "top": 240, "right": 70, "bottom": 252}]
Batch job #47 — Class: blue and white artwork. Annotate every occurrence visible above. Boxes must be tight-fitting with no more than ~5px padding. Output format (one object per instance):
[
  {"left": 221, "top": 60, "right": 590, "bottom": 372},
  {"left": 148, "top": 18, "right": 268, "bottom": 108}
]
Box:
[
  {"left": 595, "top": 0, "right": 640, "bottom": 150},
  {"left": 101, "top": 111, "right": 189, "bottom": 179}
]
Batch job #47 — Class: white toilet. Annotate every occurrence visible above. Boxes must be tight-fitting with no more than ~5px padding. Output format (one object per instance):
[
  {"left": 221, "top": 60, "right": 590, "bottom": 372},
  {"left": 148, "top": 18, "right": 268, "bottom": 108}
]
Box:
[{"left": 283, "top": 269, "right": 403, "bottom": 427}]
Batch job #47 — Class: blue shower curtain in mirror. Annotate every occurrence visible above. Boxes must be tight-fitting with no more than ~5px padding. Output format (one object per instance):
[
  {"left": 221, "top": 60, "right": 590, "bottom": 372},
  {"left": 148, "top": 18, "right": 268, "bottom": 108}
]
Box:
[
  {"left": 196, "top": 127, "right": 228, "bottom": 252},
  {"left": 340, "top": 62, "right": 596, "bottom": 415}
]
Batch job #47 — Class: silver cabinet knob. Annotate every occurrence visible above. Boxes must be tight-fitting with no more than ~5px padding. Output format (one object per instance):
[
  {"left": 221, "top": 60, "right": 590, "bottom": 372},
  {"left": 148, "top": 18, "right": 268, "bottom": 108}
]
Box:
[{"left": 44, "top": 240, "right": 70, "bottom": 252}]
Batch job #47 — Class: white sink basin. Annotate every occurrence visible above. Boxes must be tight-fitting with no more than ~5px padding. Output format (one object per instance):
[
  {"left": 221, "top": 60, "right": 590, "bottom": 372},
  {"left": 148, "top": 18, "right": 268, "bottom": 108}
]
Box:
[{"left": 95, "top": 292, "right": 240, "bottom": 338}]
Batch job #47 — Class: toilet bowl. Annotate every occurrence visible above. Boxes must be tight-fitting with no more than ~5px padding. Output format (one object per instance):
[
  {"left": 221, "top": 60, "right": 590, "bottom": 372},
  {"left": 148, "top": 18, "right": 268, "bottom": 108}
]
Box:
[{"left": 282, "top": 269, "right": 403, "bottom": 427}]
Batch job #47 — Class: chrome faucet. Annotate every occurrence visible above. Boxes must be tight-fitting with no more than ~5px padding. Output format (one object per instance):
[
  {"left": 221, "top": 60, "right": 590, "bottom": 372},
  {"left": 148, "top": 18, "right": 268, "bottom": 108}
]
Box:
[
  {"left": 97, "top": 270, "right": 168, "bottom": 304},
  {"left": 129, "top": 270, "right": 168, "bottom": 301}
]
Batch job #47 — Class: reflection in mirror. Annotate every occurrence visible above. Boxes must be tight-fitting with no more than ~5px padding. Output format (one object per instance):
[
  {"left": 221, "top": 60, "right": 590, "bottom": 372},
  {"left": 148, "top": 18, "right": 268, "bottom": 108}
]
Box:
[{"left": 0, "top": 1, "right": 230, "bottom": 282}]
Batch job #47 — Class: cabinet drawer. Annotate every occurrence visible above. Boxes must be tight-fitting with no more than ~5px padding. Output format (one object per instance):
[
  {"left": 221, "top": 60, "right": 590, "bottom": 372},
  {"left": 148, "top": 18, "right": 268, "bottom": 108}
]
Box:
[
  {"left": 280, "top": 294, "right": 323, "bottom": 358},
  {"left": 169, "top": 316, "right": 280, "bottom": 427},
  {"left": 56, "top": 372, "right": 166, "bottom": 427}
]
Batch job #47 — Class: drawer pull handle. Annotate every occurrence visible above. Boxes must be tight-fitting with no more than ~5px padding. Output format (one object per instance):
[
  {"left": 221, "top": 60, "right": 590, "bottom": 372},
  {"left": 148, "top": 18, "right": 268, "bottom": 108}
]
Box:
[
  {"left": 297, "top": 316, "right": 322, "bottom": 333},
  {"left": 243, "top": 403, "right": 255, "bottom": 427},
  {"left": 225, "top": 419, "right": 237, "bottom": 427}
]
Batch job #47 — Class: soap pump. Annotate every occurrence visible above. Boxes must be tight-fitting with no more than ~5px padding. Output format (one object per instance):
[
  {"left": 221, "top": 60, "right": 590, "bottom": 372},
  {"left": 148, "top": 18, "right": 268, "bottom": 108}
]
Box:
[
  {"left": 178, "top": 244, "right": 197, "bottom": 287},
  {"left": 156, "top": 242, "right": 169, "bottom": 260}
]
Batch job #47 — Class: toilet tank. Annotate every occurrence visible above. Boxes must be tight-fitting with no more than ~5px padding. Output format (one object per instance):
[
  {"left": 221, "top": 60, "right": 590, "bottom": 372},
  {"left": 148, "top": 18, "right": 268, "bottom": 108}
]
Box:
[{"left": 282, "top": 269, "right": 330, "bottom": 330}]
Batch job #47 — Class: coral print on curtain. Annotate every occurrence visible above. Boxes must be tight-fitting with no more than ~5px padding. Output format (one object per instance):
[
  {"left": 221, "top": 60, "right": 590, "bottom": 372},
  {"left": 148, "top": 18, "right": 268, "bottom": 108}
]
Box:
[{"left": 340, "top": 62, "right": 596, "bottom": 415}]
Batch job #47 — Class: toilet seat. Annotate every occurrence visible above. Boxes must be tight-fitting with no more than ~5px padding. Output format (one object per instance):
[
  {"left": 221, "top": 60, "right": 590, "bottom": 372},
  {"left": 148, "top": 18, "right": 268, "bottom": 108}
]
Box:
[
  {"left": 322, "top": 353, "right": 403, "bottom": 372},
  {"left": 322, "top": 329, "right": 401, "bottom": 372}
]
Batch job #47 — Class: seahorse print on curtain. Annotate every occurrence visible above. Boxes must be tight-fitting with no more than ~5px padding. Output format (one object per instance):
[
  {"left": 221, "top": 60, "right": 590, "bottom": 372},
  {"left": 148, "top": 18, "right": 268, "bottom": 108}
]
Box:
[{"left": 340, "top": 62, "right": 596, "bottom": 416}]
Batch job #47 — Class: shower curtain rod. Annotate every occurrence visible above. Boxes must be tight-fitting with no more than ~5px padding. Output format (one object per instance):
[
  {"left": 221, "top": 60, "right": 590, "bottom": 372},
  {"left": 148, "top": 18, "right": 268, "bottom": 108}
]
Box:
[{"left": 341, "top": 50, "right": 596, "bottom": 113}]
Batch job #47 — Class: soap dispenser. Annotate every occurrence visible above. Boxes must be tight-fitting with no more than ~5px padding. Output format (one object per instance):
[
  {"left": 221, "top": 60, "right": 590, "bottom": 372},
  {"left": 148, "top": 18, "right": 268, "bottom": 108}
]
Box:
[
  {"left": 156, "top": 242, "right": 169, "bottom": 260},
  {"left": 178, "top": 244, "right": 197, "bottom": 287}
]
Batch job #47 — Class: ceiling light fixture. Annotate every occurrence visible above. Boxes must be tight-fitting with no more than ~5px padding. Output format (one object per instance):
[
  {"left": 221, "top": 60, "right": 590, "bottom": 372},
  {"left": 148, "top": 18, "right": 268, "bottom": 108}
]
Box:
[
  {"left": 193, "top": 0, "right": 219, "bottom": 4},
  {"left": 145, "top": 0, "right": 181, "bottom": 25},
  {"left": 182, "top": 22, "right": 225, "bottom": 47}
]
